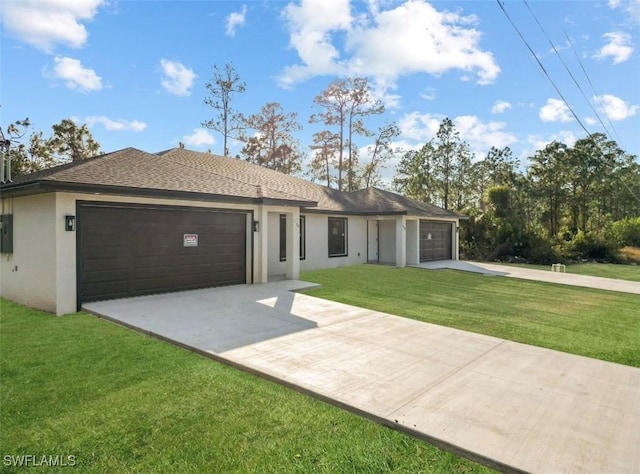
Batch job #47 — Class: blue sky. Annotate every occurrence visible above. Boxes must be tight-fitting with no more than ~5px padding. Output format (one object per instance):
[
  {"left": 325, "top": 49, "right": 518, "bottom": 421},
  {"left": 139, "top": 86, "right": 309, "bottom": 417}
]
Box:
[{"left": 1, "top": 0, "right": 639, "bottom": 181}]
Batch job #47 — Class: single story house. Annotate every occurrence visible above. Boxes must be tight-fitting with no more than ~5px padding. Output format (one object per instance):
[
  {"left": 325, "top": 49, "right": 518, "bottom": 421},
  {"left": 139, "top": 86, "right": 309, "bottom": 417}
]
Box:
[{"left": 0, "top": 148, "right": 465, "bottom": 315}]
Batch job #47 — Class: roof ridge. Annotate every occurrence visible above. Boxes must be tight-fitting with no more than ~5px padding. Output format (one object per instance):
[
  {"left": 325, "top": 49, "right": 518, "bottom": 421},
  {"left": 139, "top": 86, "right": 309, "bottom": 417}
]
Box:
[
  {"left": 1, "top": 147, "right": 147, "bottom": 186},
  {"left": 160, "top": 148, "right": 325, "bottom": 202}
]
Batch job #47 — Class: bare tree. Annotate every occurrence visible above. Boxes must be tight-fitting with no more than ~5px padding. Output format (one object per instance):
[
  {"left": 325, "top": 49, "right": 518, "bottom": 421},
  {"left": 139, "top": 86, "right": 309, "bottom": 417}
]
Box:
[
  {"left": 202, "top": 63, "right": 246, "bottom": 156},
  {"left": 362, "top": 123, "right": 400, "bottom": 188},
  {"left": 310, "top": 77, "right": 384, "bottom": 191},
  {"left": 309, "top": 130, "right": 340, "bottom": 188},
  {"left": 241, "top": 102, "right": 302, "bottom": 174}
]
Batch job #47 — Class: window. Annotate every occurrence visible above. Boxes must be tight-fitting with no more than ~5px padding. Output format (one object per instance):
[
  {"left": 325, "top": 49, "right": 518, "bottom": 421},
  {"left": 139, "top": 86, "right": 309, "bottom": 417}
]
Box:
[
  {"left": 299, "top": 216, "right": 306, "bottom": 260},
  {"left": 279, "top": 214, "right": 286, "bottom": 262},
  {"left": 280, "top": 214, "right": 306, "bottom": 261},
  {"left": 328, "top": 217, "right": 347, "bottom": 257}
]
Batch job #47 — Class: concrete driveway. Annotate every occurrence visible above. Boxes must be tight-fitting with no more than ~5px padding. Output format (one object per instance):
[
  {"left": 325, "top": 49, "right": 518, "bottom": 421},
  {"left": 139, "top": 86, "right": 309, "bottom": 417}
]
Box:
[
  {"left": 415, "top": 260, "right": 640, "bottom": 294},
  {"left": 84, "top": 282, "right": 640, "bottom": 474}
]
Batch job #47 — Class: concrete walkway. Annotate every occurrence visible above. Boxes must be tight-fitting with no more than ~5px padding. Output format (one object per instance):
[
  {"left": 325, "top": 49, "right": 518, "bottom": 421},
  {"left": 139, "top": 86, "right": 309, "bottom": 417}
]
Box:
[
  {"left": 84, "top": 282, "right": 640, "bottom": 474},
  {"left": 414, "top": 260, "right": 640, "bottom": 294}
]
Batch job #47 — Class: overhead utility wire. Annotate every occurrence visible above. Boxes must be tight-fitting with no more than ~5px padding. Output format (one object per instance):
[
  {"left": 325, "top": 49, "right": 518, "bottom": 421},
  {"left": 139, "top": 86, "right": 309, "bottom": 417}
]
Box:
[
  {"left": 495, "top": 0, "right": 591, "bottom": 136},
  {"left": 564, "top": 32, "right": 623, "bottom": 145},
  {"left": 522, "top": 0, "right": 613, "bottom": 139},
  {"left": 497, "top": 1, "right": 640, "bottom": 205}
]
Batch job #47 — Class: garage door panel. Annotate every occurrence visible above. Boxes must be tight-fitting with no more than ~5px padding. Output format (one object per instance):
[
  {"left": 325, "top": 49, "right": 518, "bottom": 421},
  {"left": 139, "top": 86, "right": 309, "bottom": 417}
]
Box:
[
  {"left": 82, "top": 269, "right": 129, "bottom": 284},
  {"left": 176, "top": 263, "right": 212, "bottom": 274},
  {"left": 79, "top": 205, "right": 247, "bottom": 304},
  {"left": 420, "top": 220, "right": 453, "bottom": 262},
  {"left": 176, "top": 273, "right": 211, "bottom": 287},
  {"left": 132, "top": 275, "right": 176, "bottom": 292},
  {"left": 82, "top": 252, "right": 129, "bottom": 268},
  {"left": 82, "top": 281, "right": 129, "bottom": 300}
]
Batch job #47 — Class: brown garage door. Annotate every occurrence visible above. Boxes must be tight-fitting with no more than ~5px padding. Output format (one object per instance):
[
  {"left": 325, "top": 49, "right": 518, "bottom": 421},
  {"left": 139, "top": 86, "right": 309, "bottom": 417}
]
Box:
[
  {"left": 420, "top": 220, "right": 452, "bottom": 262},
  {"left": 78, "top": 203, "right": 247, "bottom": 303}
]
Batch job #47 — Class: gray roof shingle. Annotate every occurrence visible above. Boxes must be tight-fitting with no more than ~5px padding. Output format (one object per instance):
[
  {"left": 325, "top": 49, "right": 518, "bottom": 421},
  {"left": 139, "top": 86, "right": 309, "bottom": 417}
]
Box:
[{"left": 1, "top": 147, "right": 463, "bottom": 219}]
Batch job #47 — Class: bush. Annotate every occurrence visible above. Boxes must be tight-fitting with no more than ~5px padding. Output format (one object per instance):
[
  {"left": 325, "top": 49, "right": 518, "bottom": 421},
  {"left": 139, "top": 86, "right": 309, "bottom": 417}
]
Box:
[
  {"left": 611, "top": 217, "right": 640, "bottom": 247},
  {"left": 565, "top": 230, "right": 618, "bottom": 262},
  {"left": 528, "top": 236, "right": 560, "bottom": 264}
]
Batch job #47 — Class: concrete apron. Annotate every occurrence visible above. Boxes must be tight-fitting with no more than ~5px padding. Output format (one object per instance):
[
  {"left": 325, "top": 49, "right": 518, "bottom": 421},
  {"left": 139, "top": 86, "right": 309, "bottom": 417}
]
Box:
[{"left": 84, "top": 282, "right": 640, "bottom": 474}]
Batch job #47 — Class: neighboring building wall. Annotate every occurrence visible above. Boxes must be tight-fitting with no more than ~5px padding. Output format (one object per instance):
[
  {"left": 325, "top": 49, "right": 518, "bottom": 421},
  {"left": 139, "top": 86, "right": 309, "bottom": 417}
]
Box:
[
  {"left": 378, "top": 220, "right": 396, "bottom": 264},
  {"left": 406, "top": 219, "right": 419, "bottom": 266},
  {"left": 0, "top": 193, "right": 58, "bottom": 313},
  {"left": 300, "top": 214, "right": 367, "bottom": 272}
]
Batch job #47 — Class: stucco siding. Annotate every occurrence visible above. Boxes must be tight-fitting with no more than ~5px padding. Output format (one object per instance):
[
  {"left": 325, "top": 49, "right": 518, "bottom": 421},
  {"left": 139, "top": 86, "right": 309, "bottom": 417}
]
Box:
[
  {"left": 1, "top": 194, "right": 58, "bottom": 313},
  {"left": 268, "top": 212, "right": 286, "bottom": 277},
  {"left": 300, "top": 214, "right": 367, "bottom": 272},
  {"left": 378, "top": 220, "right": 396, "bottom": 264}
]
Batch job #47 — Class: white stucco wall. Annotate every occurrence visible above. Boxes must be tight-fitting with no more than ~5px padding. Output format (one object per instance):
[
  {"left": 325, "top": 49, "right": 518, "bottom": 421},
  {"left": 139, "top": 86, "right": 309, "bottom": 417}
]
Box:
[
  {"left": 2, "top": 192, "right": 264, "bottom": 315},
  {"left": 300, "top": 214, "right": 367, "bottom": 272},
  {"left": 0, "top": 193, "right": 58, "bottom": 313},
  {"left": 406, "top": 219, "right": 419, "bottom": 265},
  {"left": 378, "top": 220, "right": 396, "bottom": 264},
  {"left": 268, "top": 212, "right": 286, "bottom": 277},
  {"left": 1, "top": 189, "right": 460, "bottom": 315}
]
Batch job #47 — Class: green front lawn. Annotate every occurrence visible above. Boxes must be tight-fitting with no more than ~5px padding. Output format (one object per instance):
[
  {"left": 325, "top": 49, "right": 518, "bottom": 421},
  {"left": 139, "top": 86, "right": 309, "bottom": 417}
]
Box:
[
  {"left": 494, "top": 261, "right": 640, "bottom": 282},
  {"left": 0, "top": 299, "right": 491, "bottom": 473},
  {"left": 301, "top": 266, "right": 640, "bottom": 367}
]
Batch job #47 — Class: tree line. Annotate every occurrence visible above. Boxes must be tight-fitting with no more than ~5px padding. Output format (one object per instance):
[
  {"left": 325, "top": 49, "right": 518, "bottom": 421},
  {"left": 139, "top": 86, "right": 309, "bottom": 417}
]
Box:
[
  {"left": 3, "top": 63, "right": 638, "bottom": 264},
  {"left": 392, "top": 118, "right": 639, "bottom": 263}
]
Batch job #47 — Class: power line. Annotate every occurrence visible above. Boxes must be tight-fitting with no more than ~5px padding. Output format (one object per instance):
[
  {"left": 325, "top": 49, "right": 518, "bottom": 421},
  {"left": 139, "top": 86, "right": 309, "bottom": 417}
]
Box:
[
  {"left": 563, "top": 32, "right": 624, "bottom": 145},
  {"left": 496, "top": 0, "right": 640, "bottom": 205},
  {"left": 522, "top": 0, "right": 614, "bottom": 140},
  {"left": 496, "top": 0, "right": 591, "bottom": 136}
]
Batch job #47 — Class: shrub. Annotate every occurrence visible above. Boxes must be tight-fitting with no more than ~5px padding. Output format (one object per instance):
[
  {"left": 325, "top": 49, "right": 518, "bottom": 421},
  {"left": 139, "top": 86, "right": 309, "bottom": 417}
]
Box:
[
  {"left": 611, "top": 217, "right": 640, "bottom": 247},
  {"left": 566, "top": 230, "right": 618, "bottom": 262}
]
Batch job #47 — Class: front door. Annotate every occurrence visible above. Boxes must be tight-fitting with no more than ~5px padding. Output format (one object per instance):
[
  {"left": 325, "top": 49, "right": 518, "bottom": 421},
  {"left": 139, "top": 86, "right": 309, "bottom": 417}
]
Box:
[{"left": 367, "top": 220, "right": 379, "bottom": 262}]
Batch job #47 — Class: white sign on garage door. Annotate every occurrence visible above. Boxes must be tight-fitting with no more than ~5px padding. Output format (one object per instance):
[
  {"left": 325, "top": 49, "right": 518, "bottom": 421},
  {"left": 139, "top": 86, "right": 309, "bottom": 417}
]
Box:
[{"left": 183, "top": 233, "right": 198, "bottom": 247}]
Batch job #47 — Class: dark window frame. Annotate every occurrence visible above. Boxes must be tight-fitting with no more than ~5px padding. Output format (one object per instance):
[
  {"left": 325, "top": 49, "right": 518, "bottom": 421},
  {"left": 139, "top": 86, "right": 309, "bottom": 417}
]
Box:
[
  {"left": 328, "top": 217, "right": 348, "bottom": 258},
  {"left": 279, "top": 214, "right": 287, "bottom": 262},
  {"left": 280, "top": 214, "right": 306, "bottom": 262},
  {"left": 299, "top": 215, "right": 306, "bottom": 260}
]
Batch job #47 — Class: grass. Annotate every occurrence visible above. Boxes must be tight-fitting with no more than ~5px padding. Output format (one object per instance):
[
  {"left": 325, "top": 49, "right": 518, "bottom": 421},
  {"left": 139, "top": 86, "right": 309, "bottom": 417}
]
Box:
[
  {"left": 493, "top": 261, "right": 640, "bottom": 282},
  {"left": 301, "top": 265, "right": 640, "bottom": 368},
  {"left": 0, "top": 299, "right": 492, "bottom": 473}
]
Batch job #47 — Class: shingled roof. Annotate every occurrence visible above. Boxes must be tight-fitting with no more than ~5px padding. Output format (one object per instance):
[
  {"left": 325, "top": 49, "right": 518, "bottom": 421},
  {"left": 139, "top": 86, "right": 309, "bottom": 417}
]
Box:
[{"left": 1, "top": 147, "right": 464, "bottom": 218}]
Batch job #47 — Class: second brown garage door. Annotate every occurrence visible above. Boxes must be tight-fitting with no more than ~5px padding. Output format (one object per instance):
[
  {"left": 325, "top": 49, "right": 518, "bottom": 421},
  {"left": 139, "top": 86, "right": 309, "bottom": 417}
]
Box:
[
  {"left": 420, "top": 220, "right": 452, "bottom": 262},
  {"left": 78, "top": 203, "right": 247, "bottom": 304}
]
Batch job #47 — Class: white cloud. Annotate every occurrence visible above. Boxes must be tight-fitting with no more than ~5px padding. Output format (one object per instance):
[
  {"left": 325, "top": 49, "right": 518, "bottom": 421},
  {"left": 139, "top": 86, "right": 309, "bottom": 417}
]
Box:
[
  {"left": 50, "top": 56, "right": 102, "bottom": 92},
  {"left": 279, "top": 0, "right": 500, "bottom": 92},
  {"left": 593, "top": 94, "right": 639, "bottom": 121},
  {"left": 420, "top": 87, "right": 436, "bottom": 101},
  {"left": 226, "top": 4, "right": 247, "bottom": 37},
  {"left": 608, "top": 0, "right": 640, "bottom": 24},
  {"left": 85, "top": 116, "right": 147, "bottom": 132},
  {"left": 454, "top": 115, "right": 517, "bottom": 154},
  {"left": 491, "top": 100, "right": 512, "bottom": 115},
  {"left": 594, "top": 32, "right": 634, "bottom": 64},
  {"left": 585, "top": 116, "right": 598, "bottom": 126},
  {"left": 539, "top": 98, "right": 573, "bottom": 123},
  {"left": 0, "top": 0, "right": 105, "bottom": 52},
  {"left": 397, "top": 112, "right": 516, "bottom": 158},
  {"left": 522, "top": 131, "right": 578, "bottom": 160},
  {"left": 182, "top": 129, "right": 215, "bottom": 147},
  {"left": 397, "top": 112, "right": 443, "bottom": 142},
  {"left": 160, "top": 59, "right": 197, "bottom": 96}
]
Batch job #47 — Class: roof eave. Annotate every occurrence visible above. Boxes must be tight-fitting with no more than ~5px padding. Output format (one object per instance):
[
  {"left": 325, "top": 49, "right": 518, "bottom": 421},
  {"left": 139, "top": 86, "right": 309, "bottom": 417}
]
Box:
[{"left": 0, "top": 180, "right": 317, "bottom": 207}]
